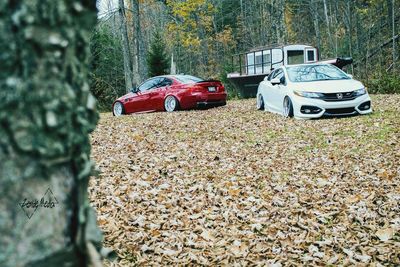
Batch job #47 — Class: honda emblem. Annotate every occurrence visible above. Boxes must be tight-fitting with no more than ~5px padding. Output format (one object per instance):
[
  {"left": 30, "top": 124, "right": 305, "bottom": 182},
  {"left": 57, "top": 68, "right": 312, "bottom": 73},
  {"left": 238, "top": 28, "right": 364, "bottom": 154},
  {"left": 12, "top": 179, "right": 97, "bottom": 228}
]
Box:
[{"left": 336, "top": 93, "right": 343, "bottom": 100}]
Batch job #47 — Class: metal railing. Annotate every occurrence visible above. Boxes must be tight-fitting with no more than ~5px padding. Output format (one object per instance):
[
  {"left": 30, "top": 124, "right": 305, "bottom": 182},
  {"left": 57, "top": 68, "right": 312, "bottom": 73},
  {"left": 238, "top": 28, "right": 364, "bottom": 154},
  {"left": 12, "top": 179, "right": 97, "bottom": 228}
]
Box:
[{"left": 230, "top": 47, "right": 285, "bottom": 76}]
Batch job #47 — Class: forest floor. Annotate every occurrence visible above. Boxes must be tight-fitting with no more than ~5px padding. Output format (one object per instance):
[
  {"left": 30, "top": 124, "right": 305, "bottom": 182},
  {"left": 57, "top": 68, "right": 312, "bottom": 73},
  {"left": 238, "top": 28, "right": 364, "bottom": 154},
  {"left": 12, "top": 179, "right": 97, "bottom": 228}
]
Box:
[{"left": 89, "top": 95, "right": 400, "bottom": 266}]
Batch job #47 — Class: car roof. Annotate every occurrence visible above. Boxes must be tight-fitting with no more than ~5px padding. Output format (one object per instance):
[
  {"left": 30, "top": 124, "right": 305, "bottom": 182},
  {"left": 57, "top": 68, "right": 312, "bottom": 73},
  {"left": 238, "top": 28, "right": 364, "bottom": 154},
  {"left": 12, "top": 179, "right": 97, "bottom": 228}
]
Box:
[
  {"left": 151, "top": 75, "right": 174, "bottom": 79},
  {"left": 153, "top": 74, "right": 193, "bottom": 78},
  {"left": 284, "top": 63, "right": 330, "bottom": 68}
]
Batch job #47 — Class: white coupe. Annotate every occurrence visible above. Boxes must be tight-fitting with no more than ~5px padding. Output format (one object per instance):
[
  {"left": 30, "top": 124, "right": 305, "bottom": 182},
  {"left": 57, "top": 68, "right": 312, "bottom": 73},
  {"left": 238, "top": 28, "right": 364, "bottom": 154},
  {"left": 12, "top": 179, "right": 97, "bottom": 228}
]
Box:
[{"left": 256, "top": 63, "right": 372, "bottom": 118}]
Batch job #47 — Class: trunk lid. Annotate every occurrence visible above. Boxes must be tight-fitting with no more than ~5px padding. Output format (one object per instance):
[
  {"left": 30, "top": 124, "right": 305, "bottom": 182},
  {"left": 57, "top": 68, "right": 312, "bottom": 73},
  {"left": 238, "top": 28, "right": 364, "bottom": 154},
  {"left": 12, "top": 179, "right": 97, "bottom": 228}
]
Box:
[{"left": 194, "top": 80, "right": 225, "bottom": 93}]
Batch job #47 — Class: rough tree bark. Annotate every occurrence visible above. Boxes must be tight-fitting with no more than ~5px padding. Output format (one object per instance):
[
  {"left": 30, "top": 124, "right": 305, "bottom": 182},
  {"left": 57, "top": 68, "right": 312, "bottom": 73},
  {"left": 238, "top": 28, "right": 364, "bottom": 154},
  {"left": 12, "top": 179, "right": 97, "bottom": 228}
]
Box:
[
  {"left": 118, "top": 0, "right": 134, "bottom": 92},
  {"left": 0, "top": 0, "right": 102, "bottom": 266}
]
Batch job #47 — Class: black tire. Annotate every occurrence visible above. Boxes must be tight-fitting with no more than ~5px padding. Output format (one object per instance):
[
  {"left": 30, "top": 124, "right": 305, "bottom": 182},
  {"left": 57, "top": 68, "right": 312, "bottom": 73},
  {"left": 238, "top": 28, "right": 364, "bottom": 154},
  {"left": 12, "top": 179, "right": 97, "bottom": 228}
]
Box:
[
  {"left": 283, "top": 96, "right": 294, "bottom": 118},
  {"left": 256, "top": 94, "right": 265, "bottom": 110}
]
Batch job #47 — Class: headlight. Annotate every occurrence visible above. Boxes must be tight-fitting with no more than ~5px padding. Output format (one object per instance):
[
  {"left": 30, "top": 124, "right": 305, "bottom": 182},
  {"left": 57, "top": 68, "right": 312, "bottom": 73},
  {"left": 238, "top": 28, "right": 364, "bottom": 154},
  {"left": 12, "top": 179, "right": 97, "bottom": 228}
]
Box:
[
  {"left": 294, "top": 91, "right": 324, "bottom": 99},
  {"left": 354, "top": 88, "right": 366, "bottom": 96}
]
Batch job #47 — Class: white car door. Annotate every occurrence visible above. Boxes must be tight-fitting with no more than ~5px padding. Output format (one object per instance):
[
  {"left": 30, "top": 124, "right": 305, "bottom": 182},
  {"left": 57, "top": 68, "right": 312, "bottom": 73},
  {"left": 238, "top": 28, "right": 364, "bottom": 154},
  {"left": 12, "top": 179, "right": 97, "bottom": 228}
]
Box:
[
  {"left": 269, "top": 69, "right": 286, "bottom": 112},
  {"left": 263, "top": 70, "right": 277, "bottom": 110}
]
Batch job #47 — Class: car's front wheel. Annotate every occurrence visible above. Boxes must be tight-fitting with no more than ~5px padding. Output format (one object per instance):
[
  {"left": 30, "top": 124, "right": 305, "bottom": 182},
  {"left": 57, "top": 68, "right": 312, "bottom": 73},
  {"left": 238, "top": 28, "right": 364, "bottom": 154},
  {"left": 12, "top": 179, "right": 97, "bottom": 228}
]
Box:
[
  {"left": 283, "top": 96, "right": 294, "bottom": 118},
  {"left": 113, "top": 101, "right": 124, "bottom": 116},
  {"left": 256, "top": 94, "right": 265, "bottom": 110},
  {"left": 164, "top": 95, "right": 179, "bottom": 112}
]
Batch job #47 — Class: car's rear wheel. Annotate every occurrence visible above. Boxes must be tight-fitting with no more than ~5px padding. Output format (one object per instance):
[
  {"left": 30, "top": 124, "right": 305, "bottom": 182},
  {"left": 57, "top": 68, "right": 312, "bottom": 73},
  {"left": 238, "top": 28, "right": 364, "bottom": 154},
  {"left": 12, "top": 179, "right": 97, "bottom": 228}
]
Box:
[
  {"left": 256, "top": 94, "right": 265, "bottom": 110},
  {"left": 164, "top": 95, "right": 179, "bottom": 112},
  {"left": 113, "top": 101, "right": 124, "bottom": 116},
  {"left": 283, "top": 96, "right": 294, "bottom": 118}
]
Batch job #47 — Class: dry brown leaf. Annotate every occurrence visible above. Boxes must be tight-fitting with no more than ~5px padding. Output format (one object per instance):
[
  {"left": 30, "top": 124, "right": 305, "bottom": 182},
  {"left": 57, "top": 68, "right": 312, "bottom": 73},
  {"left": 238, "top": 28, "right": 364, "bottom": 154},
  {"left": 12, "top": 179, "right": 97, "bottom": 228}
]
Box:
[{"left": 376, "top": 227, "right": 395, "bottom": 241}]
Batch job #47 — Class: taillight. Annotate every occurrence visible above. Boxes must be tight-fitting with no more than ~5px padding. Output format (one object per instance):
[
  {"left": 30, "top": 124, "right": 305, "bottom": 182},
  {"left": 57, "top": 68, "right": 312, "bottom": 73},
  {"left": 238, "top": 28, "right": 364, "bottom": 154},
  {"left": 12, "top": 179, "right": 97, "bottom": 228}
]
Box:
[{"left": 189, "top": 85, "right": 204, "bottom": 92}]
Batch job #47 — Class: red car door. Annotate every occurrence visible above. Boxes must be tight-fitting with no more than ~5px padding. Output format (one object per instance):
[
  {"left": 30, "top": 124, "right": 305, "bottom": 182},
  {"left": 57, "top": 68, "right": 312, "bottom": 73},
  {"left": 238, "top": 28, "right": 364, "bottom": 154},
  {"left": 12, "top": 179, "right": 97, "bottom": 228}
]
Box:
[
  {"left": 123, "top": 92, "right": 141, "bottom": 114},
  {"left": 125, "top": 78, "right": 160, "bottom": 113},
  {"left": 129, "top": 91, "right": 152, "bottom": 113},
  {"left": 147, "top": 78, "right": 173, "bottom": 111}
]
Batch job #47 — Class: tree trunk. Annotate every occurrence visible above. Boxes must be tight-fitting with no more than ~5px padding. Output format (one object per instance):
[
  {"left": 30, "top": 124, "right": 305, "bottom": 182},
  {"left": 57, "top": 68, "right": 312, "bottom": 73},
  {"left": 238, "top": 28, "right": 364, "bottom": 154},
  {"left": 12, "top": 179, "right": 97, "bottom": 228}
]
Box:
[
  {"left": 0, "top": 1, "right": 102, "bottom": 266},
  {"left": 345, "top": 0, "right": 354, "bottom": 73},
  {"left": 118, "top": 0, "right": 134, "bottom": 92},
  {"left": 131, "top": 0, "right": 145, "bottom": 84},
  {"left": 323, "top": 0, "right": 334, "bottom": 55},
  {"left": 393, "top": 0, "right": 396, "bottom": 71},
  {"left": 310, "top": 0, "right": 321, "bottom": 56},
  {"left": 277, "top": 0, "right": 287, "bottom": 45},
  {"left": 194, "top": 13, "right": 209, "bottom": 75}
]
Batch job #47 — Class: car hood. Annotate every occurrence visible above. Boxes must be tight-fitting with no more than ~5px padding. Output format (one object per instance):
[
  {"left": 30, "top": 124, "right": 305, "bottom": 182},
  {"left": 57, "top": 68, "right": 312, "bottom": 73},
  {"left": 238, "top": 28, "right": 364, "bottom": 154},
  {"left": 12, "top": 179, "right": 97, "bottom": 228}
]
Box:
[
  {"left": 117, "top": 92, "right": 135, "bottom": 101},
  {"left": 289, "top": 79, "right": 364, "bottom": 93}
]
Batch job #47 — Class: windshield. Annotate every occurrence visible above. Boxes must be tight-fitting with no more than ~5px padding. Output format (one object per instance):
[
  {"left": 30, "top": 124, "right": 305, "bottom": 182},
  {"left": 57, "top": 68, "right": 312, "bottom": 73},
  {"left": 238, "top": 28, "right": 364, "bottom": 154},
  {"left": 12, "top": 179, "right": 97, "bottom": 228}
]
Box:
[
  {"left": 174, "top": 75, "right": 203, "bottom": 84},
  {"left": 286, "top": 64, "right": 350, "bottom": 82}
]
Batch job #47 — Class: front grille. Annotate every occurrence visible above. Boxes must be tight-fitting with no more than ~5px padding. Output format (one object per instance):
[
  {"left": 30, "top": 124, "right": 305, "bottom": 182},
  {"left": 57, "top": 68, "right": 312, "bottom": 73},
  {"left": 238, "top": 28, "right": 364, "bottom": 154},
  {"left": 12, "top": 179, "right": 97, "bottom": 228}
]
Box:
[
  {"left": 322, "top": 91, "right": 356, "bottom": 102},
  {"left": 324, "top": 107, "right": 357, "bottom": 115}
]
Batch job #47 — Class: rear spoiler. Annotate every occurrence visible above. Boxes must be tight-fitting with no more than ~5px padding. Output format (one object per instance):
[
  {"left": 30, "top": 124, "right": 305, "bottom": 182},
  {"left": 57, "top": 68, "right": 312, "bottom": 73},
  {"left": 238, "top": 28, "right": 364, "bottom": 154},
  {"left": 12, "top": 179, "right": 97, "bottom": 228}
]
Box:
[
  {"left": 196, "top": 79, "right": 221, "bottom": 83},
  {"left": 319, "top": 57, "right": 353, "bottom": 69}
]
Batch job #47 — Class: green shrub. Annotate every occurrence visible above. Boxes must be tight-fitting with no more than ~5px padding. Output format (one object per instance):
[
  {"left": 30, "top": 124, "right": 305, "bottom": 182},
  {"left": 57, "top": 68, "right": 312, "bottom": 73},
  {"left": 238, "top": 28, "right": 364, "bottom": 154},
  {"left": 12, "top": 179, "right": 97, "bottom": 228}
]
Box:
[
  {"left": 364, "top": 73, "right": 400, "bottom": 94},
  {"left": 219, "top": 65, "right": 241, "bottom": 100}
]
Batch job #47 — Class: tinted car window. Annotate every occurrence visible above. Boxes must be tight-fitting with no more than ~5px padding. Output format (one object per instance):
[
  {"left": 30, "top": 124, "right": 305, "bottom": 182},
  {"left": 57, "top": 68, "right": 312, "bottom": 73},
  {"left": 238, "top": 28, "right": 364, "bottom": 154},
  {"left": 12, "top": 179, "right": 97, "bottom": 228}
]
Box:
[
  {"left": 267, "top": 70, "right": 276, "bottom": 81},
  {"left": 273, "top": 69, "right": 283, "bottom": 79},
  {"left": 138, "top": 78, "right": 160, "bottom": 91},
  {"left": 159, "top": 78, "right": 173, "bottom": 87}
]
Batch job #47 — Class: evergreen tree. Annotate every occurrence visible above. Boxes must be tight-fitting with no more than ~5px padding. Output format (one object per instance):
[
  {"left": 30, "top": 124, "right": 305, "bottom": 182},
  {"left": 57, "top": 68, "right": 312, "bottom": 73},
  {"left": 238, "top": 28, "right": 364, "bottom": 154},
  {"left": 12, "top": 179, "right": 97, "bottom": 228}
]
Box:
[
  {"left": 146, "top": 31, "right": 170, "bottom": 77},
  {"left": 90, "top": 25, "right": 126, "bottom": 111}
]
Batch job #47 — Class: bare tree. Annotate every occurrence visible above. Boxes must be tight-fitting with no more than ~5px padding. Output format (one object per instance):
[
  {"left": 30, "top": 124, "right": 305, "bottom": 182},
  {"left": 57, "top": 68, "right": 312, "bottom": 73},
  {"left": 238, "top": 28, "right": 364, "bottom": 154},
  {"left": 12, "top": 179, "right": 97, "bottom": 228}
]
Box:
[
  {"left": 310, "top": 0, "right": 321, "bottom": 54},
  {"left": 393, "top": 0, "right": 397, "bottom": 71},
  {"left": 131, "top": 0, "right": 146, "bottom": 82},
  {"left": 323, "top": 0, "right": 334, "bottom": 54},
  {"left": 118, "top": 0, "right": 134, "bottom": 92}
]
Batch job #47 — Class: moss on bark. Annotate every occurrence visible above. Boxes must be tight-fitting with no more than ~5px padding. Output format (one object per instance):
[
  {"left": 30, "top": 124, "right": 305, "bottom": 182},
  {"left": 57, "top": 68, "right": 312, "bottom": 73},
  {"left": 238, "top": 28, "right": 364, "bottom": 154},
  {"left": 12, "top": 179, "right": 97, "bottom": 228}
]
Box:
[{"left": 0, "top": 1, "right": 102, "bottom": 266}]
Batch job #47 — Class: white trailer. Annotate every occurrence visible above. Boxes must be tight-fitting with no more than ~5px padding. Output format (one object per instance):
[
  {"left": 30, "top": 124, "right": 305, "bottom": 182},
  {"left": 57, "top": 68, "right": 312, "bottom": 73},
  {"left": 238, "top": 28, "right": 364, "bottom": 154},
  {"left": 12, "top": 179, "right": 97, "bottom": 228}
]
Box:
[{"left": 227, "top": 44, "right": 321, "bottom": 98}]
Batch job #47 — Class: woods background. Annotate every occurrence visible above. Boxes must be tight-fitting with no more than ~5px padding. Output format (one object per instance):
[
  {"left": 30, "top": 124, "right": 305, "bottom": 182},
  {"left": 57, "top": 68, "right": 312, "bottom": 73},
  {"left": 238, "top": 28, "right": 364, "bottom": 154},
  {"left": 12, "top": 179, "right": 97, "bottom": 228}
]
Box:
[{"left": 91, "top": 0, "right": 400, "bottom": 110}]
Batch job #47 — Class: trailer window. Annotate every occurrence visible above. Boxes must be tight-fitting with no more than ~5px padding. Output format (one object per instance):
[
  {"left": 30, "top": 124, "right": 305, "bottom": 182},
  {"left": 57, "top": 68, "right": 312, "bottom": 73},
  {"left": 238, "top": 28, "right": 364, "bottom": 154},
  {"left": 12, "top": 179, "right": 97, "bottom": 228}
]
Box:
[
  {"left": 307, "top": 50, "right": 315, "bottom": 61},
  {"left": 287, "top": 50, "right": 304, "bottom": 65}
]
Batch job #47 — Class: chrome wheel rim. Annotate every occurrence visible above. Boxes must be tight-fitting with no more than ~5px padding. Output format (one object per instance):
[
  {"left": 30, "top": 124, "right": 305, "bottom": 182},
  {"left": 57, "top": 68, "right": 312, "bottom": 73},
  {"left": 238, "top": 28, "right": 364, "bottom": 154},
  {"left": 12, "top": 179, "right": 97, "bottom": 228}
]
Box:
[
  {"left": 165, "top": 96, "right": 176, "bottom": 112},
  {"left": 283, "top": 98, "right": 290, "bottom": 117},
  {"left": 113, "top": 102, "right": 123, "bottom": 116},
  {"left": 257, "top": 94, "right": 263, "bottom": 109}
]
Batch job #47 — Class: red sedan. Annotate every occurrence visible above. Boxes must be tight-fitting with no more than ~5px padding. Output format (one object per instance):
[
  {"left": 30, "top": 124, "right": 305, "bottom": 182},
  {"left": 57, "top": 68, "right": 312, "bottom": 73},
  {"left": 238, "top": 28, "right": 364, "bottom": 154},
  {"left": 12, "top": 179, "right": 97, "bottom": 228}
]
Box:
[{"left": 112, "top": 75, "right": 227, "bottom": 116}]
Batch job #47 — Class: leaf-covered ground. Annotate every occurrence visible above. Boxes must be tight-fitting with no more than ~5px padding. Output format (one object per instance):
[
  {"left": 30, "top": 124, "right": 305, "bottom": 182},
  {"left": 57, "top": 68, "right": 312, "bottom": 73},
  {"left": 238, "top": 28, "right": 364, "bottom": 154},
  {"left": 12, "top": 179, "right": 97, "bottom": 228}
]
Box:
[{"left": 89, "top": 95, "right": 400, "bottom": 266}]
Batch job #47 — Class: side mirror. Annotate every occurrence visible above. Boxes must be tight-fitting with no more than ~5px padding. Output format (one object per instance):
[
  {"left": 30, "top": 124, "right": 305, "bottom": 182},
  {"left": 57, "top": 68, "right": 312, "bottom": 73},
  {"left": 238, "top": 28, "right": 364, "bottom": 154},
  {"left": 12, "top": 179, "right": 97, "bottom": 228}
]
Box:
[
  {"left": 131, "top": 87, "right": 138, "bottom": 93},
  {"left": 271, "top": 78, "right": 281, "bottom": 85},
  {"left": 347, "top": 74, "right": 353, "bottom": 79}
]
